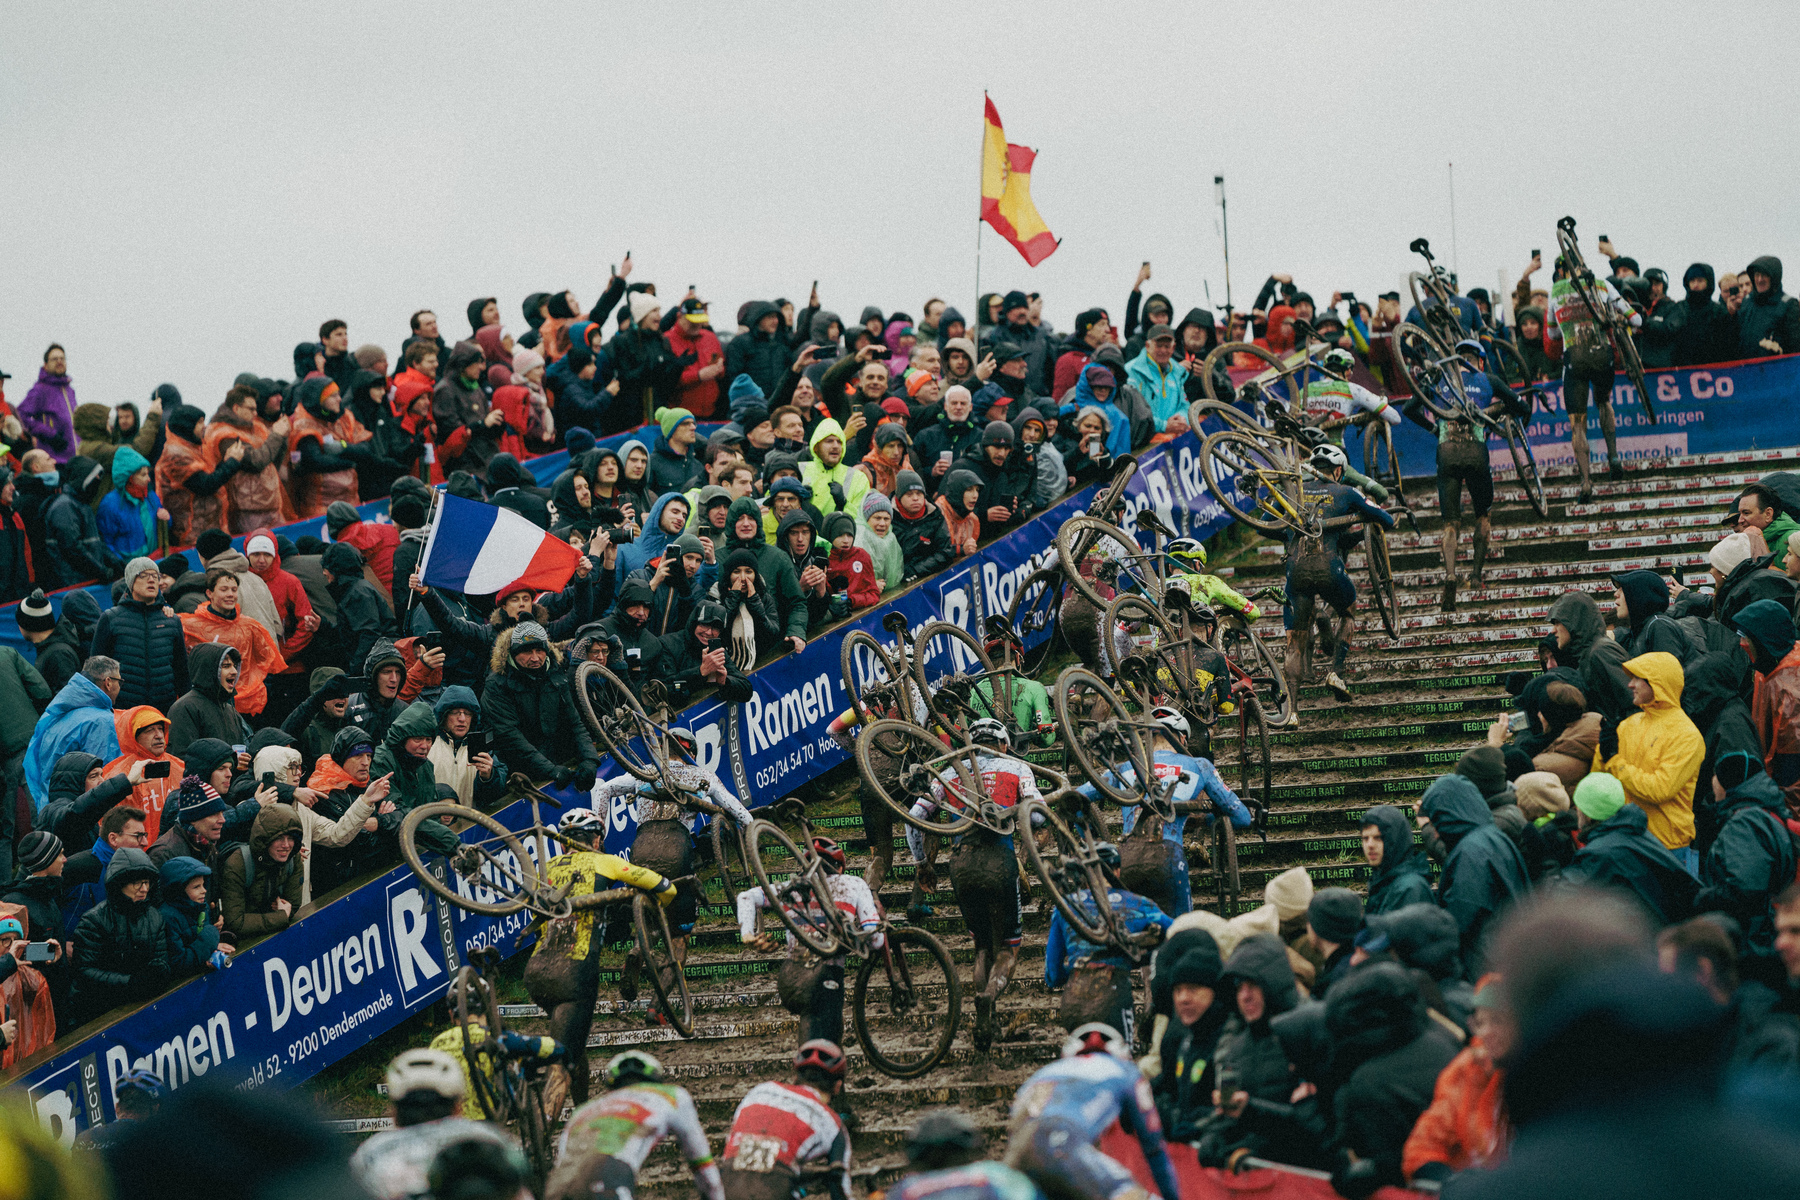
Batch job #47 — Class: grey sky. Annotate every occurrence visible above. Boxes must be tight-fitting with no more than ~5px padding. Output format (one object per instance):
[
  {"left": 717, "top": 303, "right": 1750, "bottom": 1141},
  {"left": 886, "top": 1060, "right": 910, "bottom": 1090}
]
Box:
[{"left": 5, "top": 2, "right": 1795, "bottom": 409}]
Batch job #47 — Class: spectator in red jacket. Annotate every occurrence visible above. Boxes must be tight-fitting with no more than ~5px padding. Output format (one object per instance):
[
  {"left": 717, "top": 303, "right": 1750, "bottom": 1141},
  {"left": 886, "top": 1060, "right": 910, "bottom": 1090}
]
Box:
[
  {"left": 821, "top": 512, "right": 880, "bottom": 610},
  {"left": 325, "top": 502, "right": 400, "bottom": 592},
  {"left": 665, "top": 298, "right": 726, "bottom": 418}
]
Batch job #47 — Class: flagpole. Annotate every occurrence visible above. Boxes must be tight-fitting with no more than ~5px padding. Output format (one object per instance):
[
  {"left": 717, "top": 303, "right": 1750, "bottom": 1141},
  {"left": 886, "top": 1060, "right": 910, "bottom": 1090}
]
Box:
[
  {"left": 975, "top": 92, "right": 986, "bottom": 360},
  {"left": 1216, "top": 175, "right": 1232, "bottom": 313}
]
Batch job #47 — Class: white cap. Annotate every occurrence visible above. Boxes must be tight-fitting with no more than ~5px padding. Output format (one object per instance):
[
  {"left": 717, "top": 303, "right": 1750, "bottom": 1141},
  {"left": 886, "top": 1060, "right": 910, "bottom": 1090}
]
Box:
[
  {"left": 245, "top": 534, "right": 277, "bottom": 558},
  {"left": 1709, "top": 531, "right": 1754, "bottom": 575}
]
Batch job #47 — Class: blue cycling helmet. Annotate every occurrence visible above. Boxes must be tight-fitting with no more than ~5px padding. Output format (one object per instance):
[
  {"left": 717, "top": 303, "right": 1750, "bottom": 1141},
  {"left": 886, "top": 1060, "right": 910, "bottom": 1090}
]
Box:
[
  {"left": 116, "top": 1068, "right": 165, "bottom": 1101},
  {"left": 1454, "top": 338, "right": 1486, "bottom": 361}
]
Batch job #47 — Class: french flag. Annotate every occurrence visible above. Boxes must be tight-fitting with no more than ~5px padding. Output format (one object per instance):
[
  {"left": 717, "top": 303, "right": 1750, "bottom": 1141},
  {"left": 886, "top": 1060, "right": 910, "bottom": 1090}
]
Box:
[{"left": 418, "top": 492, "right": 582, "bottom": 597}]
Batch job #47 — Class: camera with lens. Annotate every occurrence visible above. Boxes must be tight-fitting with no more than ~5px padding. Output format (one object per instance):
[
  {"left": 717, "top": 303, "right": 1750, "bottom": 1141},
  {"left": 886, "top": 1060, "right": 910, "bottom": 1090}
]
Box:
[{"left": 595, "top": 505, "right": 634, "bottom": 544}]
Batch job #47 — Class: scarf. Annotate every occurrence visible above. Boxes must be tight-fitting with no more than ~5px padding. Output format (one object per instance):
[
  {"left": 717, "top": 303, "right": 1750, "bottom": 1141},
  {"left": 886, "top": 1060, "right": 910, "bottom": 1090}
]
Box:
[{"left": 859, "top": 445, "right": 899, "bottom": 496}]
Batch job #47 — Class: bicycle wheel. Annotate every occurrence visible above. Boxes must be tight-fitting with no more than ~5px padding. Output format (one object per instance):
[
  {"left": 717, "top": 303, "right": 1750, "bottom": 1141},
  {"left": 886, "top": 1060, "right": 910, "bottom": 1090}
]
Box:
[
  {"left": 452, "top": 967, "right": 508, "bottom": 1121},
  {"left": 1188, "top": 397, "right": 1266, "bottom": 438},
  {"left": 1228, "top": 697, "right": 1272, "bottom": 815},
  {"left": 1201, "top": 342, "right": 1301, "bottom": 411},
  {"left": 1199, "top": 429, "right": 1302, "bottom": 537},
  {"left": 853, "top": 926, "right": 961, "bottom": 1079},
  {"left": 1101, "top": 594, "right": 1179, "bottom": 693},
  {"left": 1364, "top": 530, "right": 1400, "bottom": 641},
  {"left": 1210, "top": 815, "right": 1240, "bottom": 915},
  {"left": 633, "top": 892, "right": 695, "bottom": 1038},
  {"left": 1018, "top": 798, "right": 1114, "bottom": 945},
  {"left": 1006, "top": 566, "right": 1067, "bottom": 678},
  {"left": 855, "top": 719, "right": 981, "bottom": 837},
  {"left": 1488, "top": 336, "right": 1536, "bottom": 389},
  {"left": 746, "top": 819, "right": 847, "bottom": 956},
  {"left": 574, "top": 660, "right": 661, "bottom": 782},
  {"left": 401, "top": 803, "right": 539, "bottom": 917},
  {"left": 841, "top": 630, "right": 906, "bottom": 728},
  {"left": 1359, "top": 417, "right": 1406, "bottom": 510},
  {"left": 1055, "top": 515, "right": 1161, "bottom": 610},
  {"left": 911, "top": 621, "right": 996, "bottom": 722},
  {"left": 707, "top": 817, "right": 748, "bottom": 907},
  {"left": 1500, "top": 416, "right": 1549, "bottom": 517},
  {"left": 1213, "top": 611, "right": 1292, "bottom": 728},
  {"left": 1053, "top": 666, "right": 1153, "bottom": 807},
  {"left": 515, "top": 1076, "right": 552, "bottom": 1187},
  {"left": 1391, "top": 323, "right": 1466, "bottom": 421}
]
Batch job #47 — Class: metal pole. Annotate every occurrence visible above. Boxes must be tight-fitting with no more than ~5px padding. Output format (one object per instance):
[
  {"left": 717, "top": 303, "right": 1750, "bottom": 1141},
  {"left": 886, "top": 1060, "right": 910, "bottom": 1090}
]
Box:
[
  {"left": 1448, "top": 162, "right": 1459, "bottom": 279},
  {"left": 1216, "top": 176, "right": 1232, "bottom": 311},
  {"left": 976, "top": 93, "right": 987, "bottom": 359}
]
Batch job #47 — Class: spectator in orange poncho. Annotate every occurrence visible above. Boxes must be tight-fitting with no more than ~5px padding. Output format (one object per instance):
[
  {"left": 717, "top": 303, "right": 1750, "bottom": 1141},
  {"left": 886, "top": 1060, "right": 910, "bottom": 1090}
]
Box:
[
  {"left": 1403, "top": 974, "right": 1514, "bottom": 1185},
  {"left": 203, "top": 386, "right": 293, "bottom": 534},
  {"left": 179, "top": 568, "right": 286, "bottom": 717},
  {"left": 102, "top": 706, "right": 181, "bottom": 843},
  {"left": 286, "top": 377, "right": 373, "bottom": 519},
  {"left": 0, "top": 917, "right": 57, "bottom": 1067},
  {"left": 155, "top": 404, "right": 245, "bottom": 547}
]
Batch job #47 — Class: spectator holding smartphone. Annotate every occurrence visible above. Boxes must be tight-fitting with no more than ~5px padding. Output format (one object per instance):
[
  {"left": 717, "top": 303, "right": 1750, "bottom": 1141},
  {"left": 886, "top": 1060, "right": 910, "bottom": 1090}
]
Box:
[
  {"left": 101, "top": 707, "right": 180, "bottom": 843},
  {"left": 427, "top": 686, "right": 508, "bottom": 808},
  {"left": 0, "top": 916, "right": 58, "bottom": 1065},
  {"left": 219, "top": 804, "right": 305, "bottom": 939}
]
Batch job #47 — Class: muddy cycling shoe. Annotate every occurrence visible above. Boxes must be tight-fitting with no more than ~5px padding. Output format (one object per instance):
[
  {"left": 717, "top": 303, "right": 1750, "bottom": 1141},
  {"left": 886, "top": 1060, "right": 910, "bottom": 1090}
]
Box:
[
  {"left": 1439, "top": 580, "right": 1458, "bottom": 613},
  {"left": 906, "top": 902, "right": 935, "bottom": 923},
  {"left": 1609, "top": 459, "right": 1624, "bottom": 482},
  {"left": 620, "top": 948, "right": 642, "bottom": 1003},
  {"left": 1325, "top": 671, "right": 1352, "bottom": 703},
  {"left": 973, "top": 995, "right": 995, "bottom": 1052}
]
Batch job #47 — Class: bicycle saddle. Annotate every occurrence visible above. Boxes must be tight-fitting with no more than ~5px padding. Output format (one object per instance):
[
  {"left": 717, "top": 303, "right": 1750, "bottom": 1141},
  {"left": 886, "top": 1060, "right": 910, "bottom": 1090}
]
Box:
[
  {"left": 1136, "top": 509, "right": 1177, "bottom": 539},
  {"left": 1557, "top": 215, "right": 1577, "bottom": 233},
  {"left": 1409, "top": 237, "right": 1431, "bottom": 257}
]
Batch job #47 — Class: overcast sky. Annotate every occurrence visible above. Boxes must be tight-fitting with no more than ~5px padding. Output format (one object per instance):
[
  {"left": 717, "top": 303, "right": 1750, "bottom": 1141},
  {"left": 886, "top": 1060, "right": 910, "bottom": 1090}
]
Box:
[{"left": 5, "top": 2, "right": 1796, "bottom": 409}]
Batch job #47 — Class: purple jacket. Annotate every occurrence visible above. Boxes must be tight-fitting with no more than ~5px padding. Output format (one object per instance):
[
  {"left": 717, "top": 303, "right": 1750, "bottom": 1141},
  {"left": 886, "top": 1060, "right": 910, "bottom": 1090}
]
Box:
[{"left": 19, "top": 368, "right": 79, "bottom": 464}]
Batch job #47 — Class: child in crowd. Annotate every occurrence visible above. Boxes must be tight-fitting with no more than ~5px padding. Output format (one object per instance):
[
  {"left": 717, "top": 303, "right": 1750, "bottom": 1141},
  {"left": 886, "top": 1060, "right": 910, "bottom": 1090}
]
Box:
[
  {"left": 937, "top": 468, "right": 983, "bottom": 557},
  {"left": 858, "top": 494, "right": 905, "bottom": 593},
  {"left": 823, "top": 512, "right": 881, "bottom": 611}
]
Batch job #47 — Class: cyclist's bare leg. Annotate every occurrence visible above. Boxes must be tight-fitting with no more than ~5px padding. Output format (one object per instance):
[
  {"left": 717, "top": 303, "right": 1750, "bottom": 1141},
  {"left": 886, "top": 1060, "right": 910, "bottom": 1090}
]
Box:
[
  {"left": 1330, "top": 610, "right": 1356, "bottom": 673},
  {"left": 1472, "top": 515, "right": 1492, "bottom": 585},
  {"left": 1440, "top": 517, "right": 1461, "bottom": 612},
  {"left": 973, "top": 947, "right": 993, "bottom": 994},
  {"left": 1284, "top": 593, "right": 1316, "bottom": 695},
  {"left": 1571, "top": 419, "right": 1593, "bottom": 497},
  {"left": 1597, "top": 400, "right": 1620, "bottom": 478}
]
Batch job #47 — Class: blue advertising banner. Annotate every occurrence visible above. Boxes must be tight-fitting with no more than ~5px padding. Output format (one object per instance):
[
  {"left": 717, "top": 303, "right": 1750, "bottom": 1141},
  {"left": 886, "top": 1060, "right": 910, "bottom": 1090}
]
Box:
[{"left": 3, "top": 427, "right": 1227, "bottom": 1136}]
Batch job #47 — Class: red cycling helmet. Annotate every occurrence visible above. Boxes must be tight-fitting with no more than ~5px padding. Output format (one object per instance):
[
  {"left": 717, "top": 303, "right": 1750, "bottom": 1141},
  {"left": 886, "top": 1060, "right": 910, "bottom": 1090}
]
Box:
[
  {"left": 811, "top": 837, "right": 847, "bottom": 873},
  {"left": 794, "top": 1039, "right": 848, "bottom": 1079}
]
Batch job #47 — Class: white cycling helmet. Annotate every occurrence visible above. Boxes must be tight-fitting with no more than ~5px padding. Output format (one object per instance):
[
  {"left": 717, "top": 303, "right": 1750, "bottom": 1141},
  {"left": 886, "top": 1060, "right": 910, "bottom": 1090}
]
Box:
[
  {"left": 1062, "top": 1022, "right": 1128, "bottom": 1060},
  {"left": 1166, "top": 538, "right": 1207, "bottom": 566},
  {"left": 968, "top": 718, "right": 1011, "bottom": 751},
  {"left": 1320, "top": 348, "right": 1355, "bottom": 374},
  {"left": 1310, "top": 444, "right": 1349, "bottom": 471},
  {"left": 1150, "top": 705, "right": 1191, "bottom": 742},
  {"left": 559, "top": 808, "right": 606, "bottom": 838},
  {"left": 386, "top": 1048, "right": 466, "bottom": 1101}
]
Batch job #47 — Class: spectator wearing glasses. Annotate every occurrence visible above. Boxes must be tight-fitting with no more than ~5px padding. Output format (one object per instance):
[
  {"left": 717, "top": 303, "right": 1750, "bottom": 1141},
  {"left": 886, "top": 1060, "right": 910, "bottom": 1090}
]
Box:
[{"left": 67, "top": 846, "right": 169, "bottom": 1026}]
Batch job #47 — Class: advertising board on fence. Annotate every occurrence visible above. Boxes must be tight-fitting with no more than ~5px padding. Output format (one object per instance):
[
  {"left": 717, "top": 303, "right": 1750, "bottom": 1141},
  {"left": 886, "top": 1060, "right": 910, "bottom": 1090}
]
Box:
[{"left": 4, "top": 427, "right": 1230, "bottom": 1138}]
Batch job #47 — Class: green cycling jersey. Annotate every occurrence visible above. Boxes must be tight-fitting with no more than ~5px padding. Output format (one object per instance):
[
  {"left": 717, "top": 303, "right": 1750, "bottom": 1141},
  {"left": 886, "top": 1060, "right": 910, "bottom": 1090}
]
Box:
[
  {"left": 971, "top": 673, "right": 1056, "bottom": 746},
  {"left": 1168, "top": 570, "right": 1262, "bottom": 622}
]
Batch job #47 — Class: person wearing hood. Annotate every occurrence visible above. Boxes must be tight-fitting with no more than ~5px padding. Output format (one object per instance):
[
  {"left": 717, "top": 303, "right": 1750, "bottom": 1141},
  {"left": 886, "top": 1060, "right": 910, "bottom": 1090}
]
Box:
[
  {"left": 1362, "top": 804, "right": 1436, "bottom": 915},
  {"left": 1610, "top": 570, "right": 1691, "bottom": 664},
  {"left": 1547, "top": 589, "right": 1633, "bottom": 728},
  {"left": 1192, "top": 932, "right": 1325, "bottom": 1169},
  {"left": 218, "top": 803, "right": 305, "bottom": 939},
  {"left": 910, "top": 385, "right": 982, "bottom": 498},
  {"left": 154, "top": 403, "right": 241, "bottom": 545},
  {"left": 0, "top": 466, "right": 39, "bottom": 603},
  {"left": 1561, "top": 772, "right": 1698, "bottom": 926},
  {"left": 95, "top": 446, "right": 165, "bottom": 560},
  {"left": 432, "top": 341, "right": 503, "bottom": 478},
  {"left": 604, "top": 294, "right": 685, "bottom": 434},
  {"left": 855, "top": 422, "right": 911, "bottom": 499},
  {"left": 74, "top": 397, "right": 163, "bottom": 493},
  {"left": 1735, "top": 254, "right": 1800, "bottom": 358},
  {"left": 1012, "top": 406, "right": 1067, "bottom": 508},
  {"left": 1173, "top": 307, "right": 1225, "bottom": 401},
  {"left": 100, "top": 705, "right": 180, "bottom": 843},
  {"left": 179, "top": 567, "right": 286, "bottom": 719},
  {"left": 157, "top": 856, "right": 227, "bottom": 979},
  {"left": 1735, "top": 597, "right": 1800, "bottom": 791},
  {"left": 952, "top": 420, "right": 1037, "bottom": 540},
  {"left": 204, "top": 385, "right": 292, "bottom": 533},
  {"left": 1419, "top": 773, "right": 1530, "bottom": 978},
  {"left": 41, "top": 456, "right": 122, "bottom": 587},
  {"left": 549, "top": 463, "right": 600, "bottom": 535},
  {"left": 657, "top": 598, "right": 754, "bottom": 709},
  {"left": 708, "top": 548, "right": 780, "bottom": 671},
  {"left": 287, "top": 377, "right": 376, "bottom": 518},
  {"left": 68, "top": 847, "right": 168, "bottom": 1025},
  {"left": 166, "top": 643, "right": 249, "bottom": 755},
  {"left": 1070, "top": 360, "right": 1133, "bottom": 459},
  {"left": 35, "top": 749, "right": 129, "bottom": 862},
  {"left": 934, "top": 467, "right": 983, "bottom": 557},
  {"left": 243, "top": 529, "right": 317, "bottom": 684},
  {"left": 358, "top": 369, "right": 431, "bottom": 498},
  {"left": 1593, "top": 652, "right": 1703, "bottom": 866},
  {"left": 1695, "top": 753, "right": 1799, "bottom": 979},
  {"left": 723, "top": 301, "right": 790, "bottom": 401},
  {"left": 23, "top": 663, "right": 121, "bottom": 804},
  {"left": 316, "top": 542, "right": 396, "bottom": 674},
  {"left": 325, "top": 500, "right": 401, "bottom": 591},
  {"left": 411, "top": 564, "right": 592, "bottom": 693},
  {"left": 778, "top": 509, "right": 832, "bottom": 628},
  {"left": 18, "top": 345, "right": 79, "bottom": 464},
  {"left": 719, "top": 496, "right": 808, "bottom": 653},
  {"left": 486, "top": 362, "right": 549, "bottom": 460},
  {"left": 1152, "top": 939, "right": 1231, "bottom": 1140},
  {"left": 799, "top": 416, "right": 870, "bottom": 518},
  {"left": 1670, "top": 264, "right": 1736, "bottom": 367},
  {"left": 426, "top": 686, "right": 506, "bottom": 808},
  {"left": 1369, "top": 902, "right": 1476, "bottom": 1028},
  {"left": 1433, "top": 745, "right": 1527, "bottom": 854},
  {"left": 480, "top": 623, "right": 599, "bottom": 793},
  {"left": 1322, "top": 961, "right": 1461, "bottom": 1197},
  {"left": 628, "top": 530, "right": 713, "bottom": 638}
]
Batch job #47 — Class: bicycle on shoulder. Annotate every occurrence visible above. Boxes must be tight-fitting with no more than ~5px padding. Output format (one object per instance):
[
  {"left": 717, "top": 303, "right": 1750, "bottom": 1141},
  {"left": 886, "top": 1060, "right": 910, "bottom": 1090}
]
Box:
[
  {"left": 740, "top": 798, "right": 962, "bottom": 1078},
  {"left": 1557, "top": 214, "right": 1654, "bottom": 423},
  {"left": 444, "top": 948, "right": 566, "bottom": 1186}
]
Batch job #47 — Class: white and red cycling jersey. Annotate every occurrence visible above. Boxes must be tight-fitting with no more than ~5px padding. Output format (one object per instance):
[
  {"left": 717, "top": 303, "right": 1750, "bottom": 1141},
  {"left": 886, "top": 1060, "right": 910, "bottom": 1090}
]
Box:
[{"left": 721, "top": 1081, "right": 852, "bottom": 1198}]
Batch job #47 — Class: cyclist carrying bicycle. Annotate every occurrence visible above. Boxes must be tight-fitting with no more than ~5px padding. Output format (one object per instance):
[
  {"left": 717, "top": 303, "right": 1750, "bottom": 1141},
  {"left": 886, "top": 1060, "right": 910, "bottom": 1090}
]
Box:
[
  {"left": 1401, "top": 338, "right": 1531, "bottom": 612},
  {"left": 827, "top": 616, "right": 929, "bottom": 894},
  {"left": 720, "top": 1041, "right": 854, "bottom": 1200},
  {"left": 1282, "top": 446, "right": 1396, "bottom": 702},
  {"left": 1163, "top": 538, "right": 1263, "bottom": 626},
  {"left": 1006, "top": 1023, "right": 1181, "bottom": 1200},
  {"left": 1296, "top": 348, "right": 1402, "bottom": 503},
  {"left": 889, "top": 1111, "right": 1047, "bottom": 1200},
  {"left": 1549, "top": 249, "right": 1642, "bottom": 499},
  {"left": 522, "top": 808, "right": 676, "bottom": 1114},
  {"left": 966, "top": 619, "right": 1057, "bottom": 751},
  {"left": 1077, "top": 708, "right": 1252, "bottom": 918},
  {"left": 735, "top": 836, "right": 883, "bottom": 1047},
  {"left": 352, "top": 1049, "right": 530, "bottom": 1200},
  {"left": 1045, "top": 844, "right": 1171, "bottom": 1049},
  {"left": 548, "top": 1050, "right": 723, "bottom": 1200}
]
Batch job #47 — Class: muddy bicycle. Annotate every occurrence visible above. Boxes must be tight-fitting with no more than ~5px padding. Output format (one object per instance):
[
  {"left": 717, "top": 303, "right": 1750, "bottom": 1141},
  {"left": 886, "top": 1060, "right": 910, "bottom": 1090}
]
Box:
[
  {"left": 399, "top": 777, "right": 699, "bottom": 1036},
  {"left": 744, "top": 798, "right": 961, "bottom": 1078},
  {"left": 1557, "top": 214, "right": 1655, "bottom": 422},
  {"left": 447, "top": 949, "right": 557, "bottom": 1185}
]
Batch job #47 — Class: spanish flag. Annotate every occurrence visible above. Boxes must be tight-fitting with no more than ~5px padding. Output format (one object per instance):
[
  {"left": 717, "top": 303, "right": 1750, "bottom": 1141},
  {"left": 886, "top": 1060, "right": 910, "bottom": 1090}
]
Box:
[{"left": 981, "top": 96, "right": 1060, "bottom": 267}]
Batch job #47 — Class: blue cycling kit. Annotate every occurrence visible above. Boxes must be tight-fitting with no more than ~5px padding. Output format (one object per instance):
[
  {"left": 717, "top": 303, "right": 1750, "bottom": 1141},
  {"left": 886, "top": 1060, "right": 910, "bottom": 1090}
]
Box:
[
  {"left": 1045, "top": 889, "right": 1173, "bottom": 985},
  {"left": 1078, "top": 750, "right": 1252, "bottom": 914},
  {"left": 887, "top": 1161, "right": 1046, "bottom": 1200},
  {"left": 1009, "top": 1054, "right": 1180, "bottom": 1200},
  {"left": 1282, "top": 481, "right": 1396, "bottom": 628}
]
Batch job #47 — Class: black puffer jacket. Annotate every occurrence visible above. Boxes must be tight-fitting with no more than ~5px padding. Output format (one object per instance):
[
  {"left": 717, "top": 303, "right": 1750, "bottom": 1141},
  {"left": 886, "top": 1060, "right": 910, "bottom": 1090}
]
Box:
[
  {"left": 892, "top": 500, "right": 954, "bottom": 579},
  {"left": 91, "top": 595, "right": 190, "bottom": 710},
  {"left": 69, "top": 848, "right": 170, "bottom": 1026},
  {"left": 1680, "top": 649, "right": 1759, "bottom": 853},
  {"left": 724, "top": 301, "right": 792, "bottom": 400},
  {"left": 1735, "top": 255, "right": 1800, "bottom": 358},
  {"left": 167, "top": 642, "right": 250, "bottom": 755},
  {"left": 36, "top": 750, "right": 132, "bottom": 850},
  {"left": 42, "top": 457, "right": 122, "bottom": 588},
  {"left": 480, "top": 639, "right": 598, "bottom": 781},
  {"left": 910, "top": 416, "right": 981, "bottom": 498}
]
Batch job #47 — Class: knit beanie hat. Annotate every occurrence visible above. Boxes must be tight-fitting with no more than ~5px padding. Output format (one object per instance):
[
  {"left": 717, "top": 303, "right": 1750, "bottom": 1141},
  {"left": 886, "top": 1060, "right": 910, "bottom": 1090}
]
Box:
[
  {"left": 656, "top": 407, "right": 696, "bottom": 440},
  {"left": 510, "top": 621, "right": 550, "bottom": 655},
  {"left": 16, "top": 590, "right": 55, "bottom": 634},
  {"left": 196, "top": 528, "right": 233, "bottom": 561},
  {"left": 1514, "top": 771, "right": 1572, "bottom": 821},
  {"left": 243, "top": 534, "right": 277, "bottom": 558},
  {"left": 896, "top": 470, "right": 926, "bottom": 497},
  {"left": 175, "top": 774, "right": 228, "bottom": 824},
  {"left": 861, "top": 492, "right": 895, "bottom": 521},
  {"left": 325, "top": 501, "right": 362, "bottom": 534},
  {"left": 629, "top": 292, "right": 660, "bottom": 325},
  {"left": 1572, "top": 771, "right": 1627, "bottom": 822},
  {"left": 390, "top": 494, "right": 428, "bottom": 530},
  {"left": 124, "top": 557, "right": 160, "bottom": 587},
  {"left": 1307, "top": 887, "right": 1365, "bottom": 944},
  {"left": 565, "top": 427, "right": 596, "bottom": 457},
  {"left": 16, "top": 830, "right": 63, "bottom": 875},
  {"left": 1263, "top": 865, "right": 1314, "bottom": 922},
  {"left": 822, "top": 511, "right": 857, "bottom": 542},
  {"left": 354, "top": 344, "right": 386, "bottom": 370},
  {"left": 981, "top": 420, "right": 1014, "bottom": 447},
  {"left": 157, "top": 553, "right": 192, "bottom": 579},
  {"left": 905, "top": 370, "right": 938, "bottom": 398},
  {"left": 1455, "top": 745, "right": 1508, "bottom": 798},
  {"left": 1709, "top": 531, "right": 1754, "bottom": 576},
  {"left": 1171, "top": 943, "right": 1223, "bottom": 989},
  {"left": 728, "top": 374, "right": 766, "bottom": 408}
]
